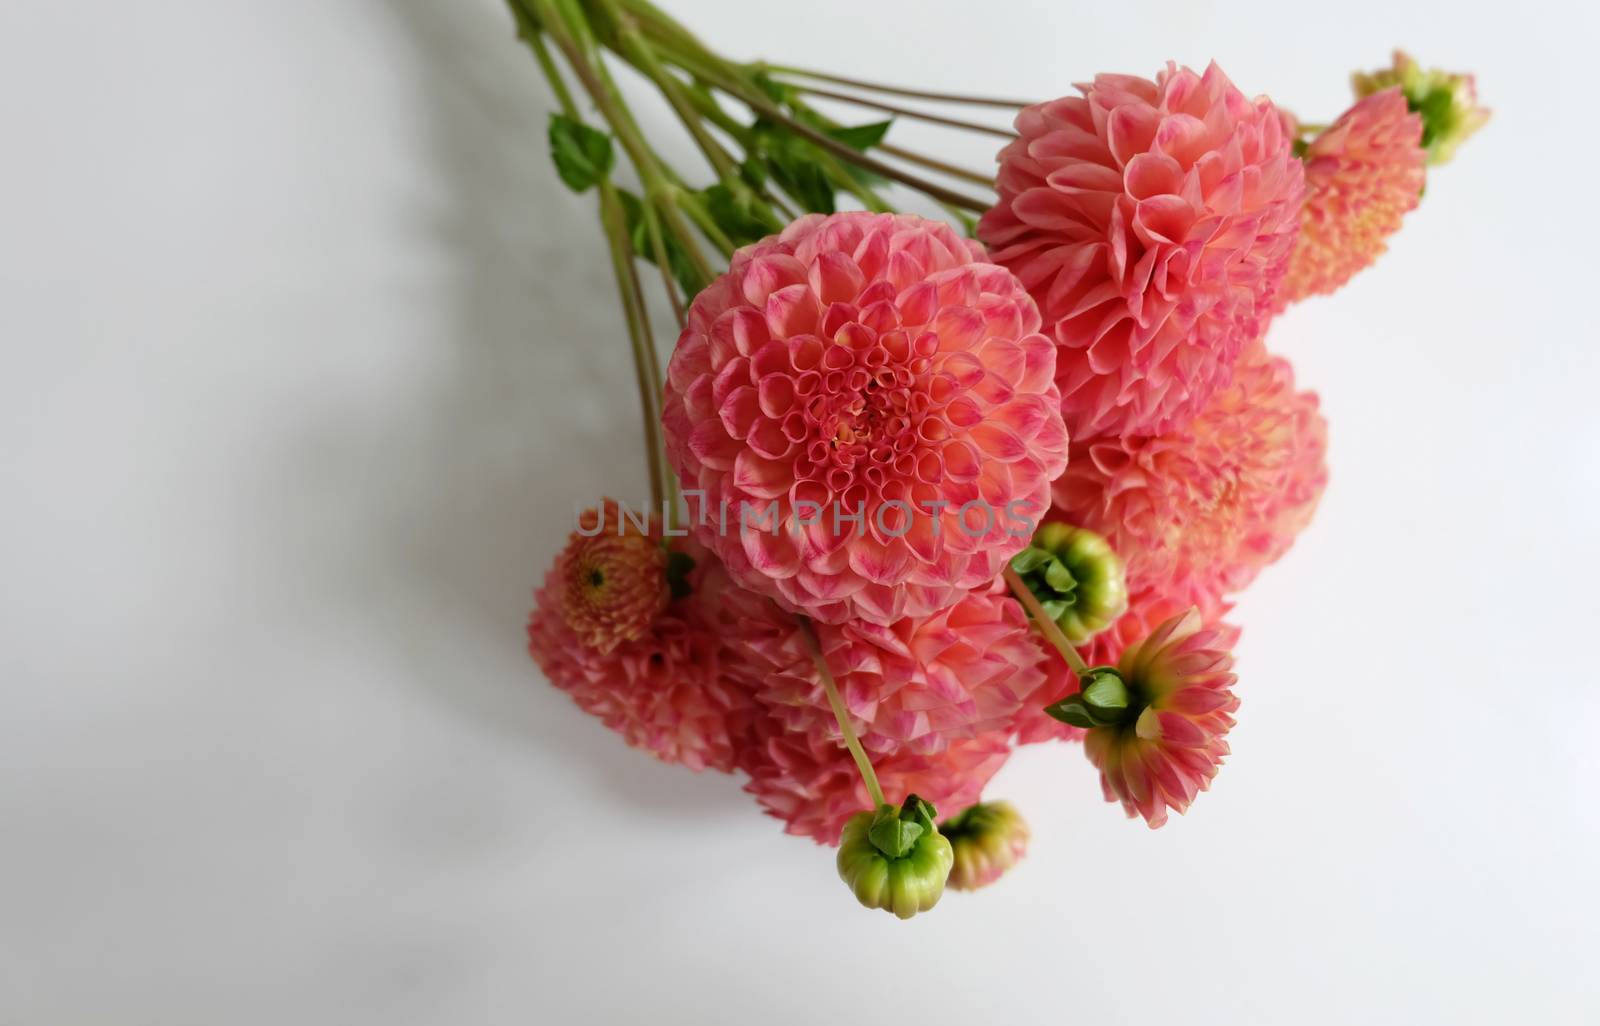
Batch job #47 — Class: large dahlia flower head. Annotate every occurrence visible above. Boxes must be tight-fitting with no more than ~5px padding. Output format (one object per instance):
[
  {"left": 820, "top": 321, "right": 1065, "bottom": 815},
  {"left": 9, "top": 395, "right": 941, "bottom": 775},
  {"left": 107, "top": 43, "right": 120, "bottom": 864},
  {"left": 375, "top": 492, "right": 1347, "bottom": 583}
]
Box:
[
  {"left": 981, "top": 62, "right": 1305, "bottom": 440},
  {"left": 662, "top": 211, "right": 1069, "bottom": 627}
]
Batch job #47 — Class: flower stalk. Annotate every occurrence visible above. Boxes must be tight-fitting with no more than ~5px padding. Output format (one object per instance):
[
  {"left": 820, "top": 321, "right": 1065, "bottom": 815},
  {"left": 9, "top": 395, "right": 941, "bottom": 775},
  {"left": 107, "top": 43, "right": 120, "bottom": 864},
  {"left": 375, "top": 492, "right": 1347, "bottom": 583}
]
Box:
[
  {"left": 1004, "top": 565, "right": 1089, "bottom": 674},
  {"left": 797, "top": 615, "right": 885, "bottom": 809}
]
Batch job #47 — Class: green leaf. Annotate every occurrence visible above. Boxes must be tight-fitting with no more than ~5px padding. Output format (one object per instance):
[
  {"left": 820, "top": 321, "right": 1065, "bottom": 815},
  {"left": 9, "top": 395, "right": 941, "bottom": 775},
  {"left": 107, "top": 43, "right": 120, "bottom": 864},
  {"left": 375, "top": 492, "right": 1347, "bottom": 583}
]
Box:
[
  {"left": 1009, "top": 546, "right": 1052, "bottom": 574},
  {"left": 616, "top": 189, "right": 704, "bottom": 299},
  {"left": 750, "top": 120, "right": 836, "bottom": 214},
  {"left": 825, "top": 120, "right": 892, "bottom": 152},
  {"left": 547, "top": 114, "right": 614, "bottom": 193},
  {"left": 1038, "top": 599, "right": 1068, "bottom": 622},
  {"left": 1079, "top": 668, "right": 1130, "bottom": 721},
  {"left": 701, "top": 182, "right": 783, "bottom": 247},
  {"left": 868, "top": 805, "right": 924, "bottom": 859},
  {"left": 1044, "top": 697, "right": 1099, "bottom": 729},
  {"left": 1043, "top": 557, "right": 1078, "bottom": 594}
]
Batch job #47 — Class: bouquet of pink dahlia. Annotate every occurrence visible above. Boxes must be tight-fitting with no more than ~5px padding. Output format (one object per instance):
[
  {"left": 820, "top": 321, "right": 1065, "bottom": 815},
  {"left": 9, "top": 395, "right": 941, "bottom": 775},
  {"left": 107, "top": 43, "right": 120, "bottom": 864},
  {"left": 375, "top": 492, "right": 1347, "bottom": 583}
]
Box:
[{"left": 513, "top": 1, "right": 1487, "bottom": 919}]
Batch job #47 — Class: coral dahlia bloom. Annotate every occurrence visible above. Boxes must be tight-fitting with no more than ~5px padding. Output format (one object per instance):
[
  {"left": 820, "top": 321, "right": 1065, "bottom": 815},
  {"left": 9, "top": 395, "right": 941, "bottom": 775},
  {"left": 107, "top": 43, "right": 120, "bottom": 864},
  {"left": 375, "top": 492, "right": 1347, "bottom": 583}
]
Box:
[
  {"left": 711, "top": 571, "right": 1049, "bottom": 756},
  {"left": 1050, "top": 340, "right": 1327, "bottom": 611},
  {"left": 980, "top": 62, "right": 1304, "bottom": 439},
  {"left": 738, "top": 707, "right": 1011, "bottom": 844},
  {"left": 716, "top": 573, "right": 1049, "bottom": 755},
  {"left": 1282, "top": 89, "right": 1425, "bottom": 303},
  {"left": 1011, "top": 584, "right": 1238, "bottom": 745},
  {"left": 662, "top": 211, "right": 1069, "bottom": 627},
  {"left": 559, "top": 500, "right": 669, "bottom": 654},
  {"left": 527, "top": 508, "right": 756, "bottom": 773},
  {"left": 1082, "top": 608, "right": 1239, "bottom": 828}
]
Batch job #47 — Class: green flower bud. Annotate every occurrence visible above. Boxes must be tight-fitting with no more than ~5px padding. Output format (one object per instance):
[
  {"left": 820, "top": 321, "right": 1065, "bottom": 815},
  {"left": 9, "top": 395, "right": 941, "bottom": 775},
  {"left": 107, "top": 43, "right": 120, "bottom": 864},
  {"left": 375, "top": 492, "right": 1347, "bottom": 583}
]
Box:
[
  {"left": 941, "top": 801, "right": 1030, "bottom": 891},
  {"left": 836, "top": 794, "right": 954, "bottom": 920},
  {"left": 1352, "top": 51, "right": 1489, "bottom": 166},
  {"left": 1008, "top": 523, "right": 1128, "bottom": 644}
]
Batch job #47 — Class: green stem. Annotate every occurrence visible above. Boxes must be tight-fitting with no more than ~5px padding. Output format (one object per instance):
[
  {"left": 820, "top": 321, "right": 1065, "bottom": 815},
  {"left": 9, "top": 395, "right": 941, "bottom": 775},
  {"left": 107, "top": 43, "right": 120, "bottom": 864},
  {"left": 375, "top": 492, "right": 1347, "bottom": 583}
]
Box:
[
  {"left": 785, "top": 83, "right": 1018, "bottom": 140},
  {"left": 598, "top": 180, "right": 666, "bottom": 509},
  {"left": 878, "top": 142, "right": 995, "bottom": 188},
  {"left": 531, "top": 0, "right": 716, "bottom": 284},
  {"left": 1003, "top": 566, "right": 1088, "bottom": 674},
  {"left": 798, "top": 615, "right": 885, "bottom": 808},
  {"left": 757, "top": 63, "right": 1033, "bottom": 109},
  {"left": 639, "top": 199, "right": 686, "bottom": 327},
  {"left": 618, "top": 3, "right": 990, "bottom": 214}
]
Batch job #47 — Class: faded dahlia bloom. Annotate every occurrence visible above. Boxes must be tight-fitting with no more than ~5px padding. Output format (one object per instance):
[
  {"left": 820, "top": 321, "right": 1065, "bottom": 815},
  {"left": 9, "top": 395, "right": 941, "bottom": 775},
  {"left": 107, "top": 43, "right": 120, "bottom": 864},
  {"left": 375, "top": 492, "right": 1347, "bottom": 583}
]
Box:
[
  {"left": 560, "top": 501, "right": 669, "bottom": 654},
  {"left": 527, "top": 516, "right": 756, "bottom": 773},
  {"left": 980, "top": 62, "right": 1304, "bottom": 439},
  {"left": 712, "top": 572, "right": 1050, "bottom": 756},
  {"left": 1282, "top": 89, "right": 1425, "bottom": 302},
  {"left": 1050, "top": 340, "right": 1327, "bottom": 612},
  {"left": 942, "top": 800, "right": 1030, "bottom": 891},
  {"left": 661, "top": 211, "right": 1069, "bottom": 627},
  {"left": 1080, "top": 609, "right": 1239, "bottom": 828},
  {"left": 1011, "top": 585, "right": 1238, "bottom": 745},
  {"left": 1352, "top": 51, "right": 1489, "bottom": 166},
  {"left": 738, "top": 706, "right": 1011, "bottom": 844}
]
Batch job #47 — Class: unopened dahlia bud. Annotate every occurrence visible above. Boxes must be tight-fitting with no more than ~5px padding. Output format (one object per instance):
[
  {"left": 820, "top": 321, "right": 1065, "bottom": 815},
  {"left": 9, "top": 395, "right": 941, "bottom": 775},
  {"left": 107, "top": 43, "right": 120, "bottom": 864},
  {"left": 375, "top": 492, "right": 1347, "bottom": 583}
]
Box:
[
  {"left": 1352, "top": 51, "right": 1489, "bottom": 165},
  {"left": 836, "top": 794, "right": 953, "bottom": 919},
  {"left": 941, "top": 801, "right": 1029, "bottom": 891},
  {"left": 561, "top": 500, "right": 670, "bottom": 654},
  {"left": 1009, "top": 523, "right": 1128, "bottom": 644}
]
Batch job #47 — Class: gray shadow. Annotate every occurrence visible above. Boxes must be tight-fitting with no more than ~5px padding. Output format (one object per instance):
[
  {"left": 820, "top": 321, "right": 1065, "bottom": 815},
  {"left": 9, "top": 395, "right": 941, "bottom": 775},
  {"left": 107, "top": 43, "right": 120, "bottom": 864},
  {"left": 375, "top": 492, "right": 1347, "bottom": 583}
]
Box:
[{"left": 279, "top": 0, "right": 739, "bottom": 812}]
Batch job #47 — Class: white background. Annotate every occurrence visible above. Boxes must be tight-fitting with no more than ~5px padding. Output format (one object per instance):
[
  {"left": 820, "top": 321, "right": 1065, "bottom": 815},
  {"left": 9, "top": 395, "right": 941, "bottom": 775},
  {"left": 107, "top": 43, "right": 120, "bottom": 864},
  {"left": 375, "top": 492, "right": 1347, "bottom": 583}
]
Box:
[{"left": 3, "top": 1, "right": 1596, "bottom": 1022}]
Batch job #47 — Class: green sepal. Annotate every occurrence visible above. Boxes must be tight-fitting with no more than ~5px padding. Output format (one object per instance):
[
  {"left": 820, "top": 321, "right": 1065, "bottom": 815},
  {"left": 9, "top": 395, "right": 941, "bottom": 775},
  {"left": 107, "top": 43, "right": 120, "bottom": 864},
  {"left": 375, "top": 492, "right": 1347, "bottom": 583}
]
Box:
[
  {"left": 1009, "top": 546, "right": 1052, "bottom": 574},
  {"left": 1079, "top": 667, "right": 1130, "bottom": 721},
  {"left": 664, "top": 549, "right": 696, "bottom": 601},
  {"left": 867, "top": 793, "right": 939, "bottom": 859},
  {"left": 1043, "top": 557, "right": 1078, "bottom": 594},
  {"left": 547, "top": 114, "right": 614, "bottom": 193},
  {"left": 1044, "top": 696, "right": 1099, "bottom": 729}
]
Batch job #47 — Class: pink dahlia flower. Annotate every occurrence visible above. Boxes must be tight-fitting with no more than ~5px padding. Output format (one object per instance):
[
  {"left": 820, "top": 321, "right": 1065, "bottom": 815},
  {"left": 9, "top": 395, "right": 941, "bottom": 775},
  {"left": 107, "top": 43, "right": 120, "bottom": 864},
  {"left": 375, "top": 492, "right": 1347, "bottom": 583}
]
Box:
[
  {"left": 1082, "top": 608, "right": 1239, "bottom": 827},
  {"left": 980, "top": 62, "right": 1305, "bottom": 439},
  {"left": 661, "top": 211, "right": 1069, "bottom": 626},
  {"left": 1050, "top": 341, "right": 1327, "bottom": 611},
  {"left": 738, "top": 707, "right": 1011, "bottom": 844},
  {"left": 1011, "top": 585, "right": 1238, "bottom": 745},
  {"left": 527, "top": 508, "right": 756, "bottom": 773},
  {"left": 558, "top": 500, "right": 669, "bottom": 654},
  {"left": 1282, "top": 88, "right": 1425, "bottom": 303},
  {"left": 711, "top": 571, "right": 1050, "bottom": 756}
]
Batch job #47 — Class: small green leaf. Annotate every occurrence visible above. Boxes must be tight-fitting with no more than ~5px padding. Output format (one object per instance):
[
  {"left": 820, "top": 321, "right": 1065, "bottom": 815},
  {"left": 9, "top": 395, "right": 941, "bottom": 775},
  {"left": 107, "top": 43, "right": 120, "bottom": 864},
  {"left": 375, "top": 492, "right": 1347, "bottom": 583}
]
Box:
[
  {"left": 1038, "top": 599, "right": 1069, "bottom": 622},
  {"left": 1079, "top": 668, "right": 1130, "bottom": 721},
  {"left": 826, "top": 120, "right": 893, "bottom": 152},
  {"left": 616, "top": 189, "right": 705, "bottom": 298},
  {"left": 1009, "top": 546, "right": 1052, "bottom": 574},
  {"left": 868, "top": 804, "right": 923, "bottom": 859},
  {"left": 1044, "top": 697, "right": 1099, "bottom": 729},
  {"left": 1043, "top": 557, "right": 1078, "bottom": 594},
  {"left": 547, "top": 114, "right": 614, "bottom": 193},
  {"left": 750, "top": 120, "right": 836, "bottom": 214},
  {"left": 702, "top": 182, "right": 783, "bottom": 247}
]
